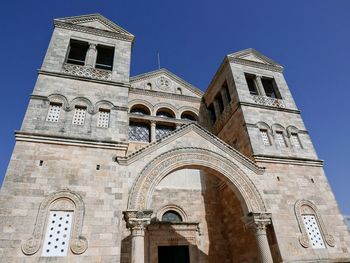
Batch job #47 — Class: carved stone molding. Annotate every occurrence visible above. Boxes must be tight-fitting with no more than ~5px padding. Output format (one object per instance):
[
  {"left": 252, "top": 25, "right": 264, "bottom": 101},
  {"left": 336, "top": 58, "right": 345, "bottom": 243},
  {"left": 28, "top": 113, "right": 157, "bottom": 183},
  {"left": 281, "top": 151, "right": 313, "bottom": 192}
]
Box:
[
  {"left": 294, "top": 200, "right": 335, "bottom": 248},
  {"left": 127, "top": 147, "right": 266, "bottom": 214},
  {"left": 21, "top": 190, "right": 88, "bottom": 255},
  {"left": 123, "top": 210, "right": 153, "bottom": 236},
  {"left": 62, "top": 63, "right": 112, "bottom": 81}
]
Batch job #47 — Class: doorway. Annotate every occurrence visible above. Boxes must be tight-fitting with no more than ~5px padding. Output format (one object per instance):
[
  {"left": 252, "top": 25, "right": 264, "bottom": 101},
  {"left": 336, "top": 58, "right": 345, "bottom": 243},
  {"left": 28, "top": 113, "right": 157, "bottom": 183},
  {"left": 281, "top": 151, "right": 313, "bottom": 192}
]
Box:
[{"left": 158, "top": 245, "right": 190, "bottom": 263}]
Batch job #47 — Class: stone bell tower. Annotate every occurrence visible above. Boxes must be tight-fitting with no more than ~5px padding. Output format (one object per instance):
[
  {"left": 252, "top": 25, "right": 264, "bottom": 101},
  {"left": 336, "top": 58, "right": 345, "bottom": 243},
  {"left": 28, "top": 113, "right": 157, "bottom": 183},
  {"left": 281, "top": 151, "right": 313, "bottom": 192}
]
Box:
[
  {"left": 202, "top": 48, "right": 350, "bottom": 262},
  {"left": 203, "top": 48, "right": 317, "bottom": 161},
  {"left": 20, "top": 13, "right": 134, "bottom": 146}
]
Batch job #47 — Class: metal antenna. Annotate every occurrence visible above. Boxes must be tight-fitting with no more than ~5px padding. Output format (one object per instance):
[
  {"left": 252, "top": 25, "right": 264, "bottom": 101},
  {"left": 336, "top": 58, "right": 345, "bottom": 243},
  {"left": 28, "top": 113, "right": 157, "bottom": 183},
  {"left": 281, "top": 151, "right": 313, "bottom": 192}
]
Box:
[{"left": 157, "top": 51, "right": 161, "bottom": 70}]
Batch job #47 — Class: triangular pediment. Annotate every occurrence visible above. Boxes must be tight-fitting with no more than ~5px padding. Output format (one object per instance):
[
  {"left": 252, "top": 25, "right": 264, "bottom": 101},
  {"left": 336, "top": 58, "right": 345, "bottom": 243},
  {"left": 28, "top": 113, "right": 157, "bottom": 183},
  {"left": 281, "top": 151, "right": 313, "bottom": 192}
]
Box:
[
  {"left": 117, "top": 123, "right": 263, "bottom": 174},
  {"left": 228, "top": 48, "right": 283, "bottom": 70},
  {"left": 130, "top": 69, "right": 203, "bottom": 98},
  {"left": 54, "top": 13, "right": 134, "bottom": 37}
]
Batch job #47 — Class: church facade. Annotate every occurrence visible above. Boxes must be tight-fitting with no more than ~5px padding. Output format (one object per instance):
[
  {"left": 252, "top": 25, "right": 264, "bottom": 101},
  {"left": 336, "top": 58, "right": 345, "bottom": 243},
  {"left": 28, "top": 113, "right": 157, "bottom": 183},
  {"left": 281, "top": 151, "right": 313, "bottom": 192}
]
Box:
[{"left": 0, "top": 14, "right": 349, "bottom": 263}]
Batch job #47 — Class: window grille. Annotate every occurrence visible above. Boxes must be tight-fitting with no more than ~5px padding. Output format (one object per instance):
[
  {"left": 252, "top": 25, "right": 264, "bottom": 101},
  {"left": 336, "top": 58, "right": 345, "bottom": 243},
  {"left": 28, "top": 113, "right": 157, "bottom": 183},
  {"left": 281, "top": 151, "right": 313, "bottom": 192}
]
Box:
[
  {"left": 156, "top": 125, "right": 175, "bottom": 140},
  {"left": 302, "top": 215, "right": 326, "bottom": 249},
  {"left": 42, "top": 211, "right": 73, "bottom": 257},
  {"left": 276, "top": 132, "right": 286, "bottom": 147},
  {"left": 162, "top": 211, "right": 183, "bottom": 222},
  {"left": 97, "top": 109, "right": 110, "bottom": 128},
  {"left": 128, "top": 122, "right": 150, "bottom": 142},
  {"left": 72, "top": 106, "right": 86, "bottom": 126},
  {"left": 46, "top": 103, "right": 62, "bottom": 122},
  {"left": 260, "top": 130, "right": 270, "bottom": 145},
  {"left": 291, "top": 133, "right": 302, "bottom": 148}
]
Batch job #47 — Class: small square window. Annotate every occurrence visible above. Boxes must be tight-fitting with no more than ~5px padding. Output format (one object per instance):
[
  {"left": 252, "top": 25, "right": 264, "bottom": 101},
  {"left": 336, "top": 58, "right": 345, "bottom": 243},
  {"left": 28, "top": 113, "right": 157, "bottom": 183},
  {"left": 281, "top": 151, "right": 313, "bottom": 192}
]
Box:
[
  {"left": 291, "top": 133, "right": 302, "bottom": 148},
  {"left": 66, "top": 39, "right": 89, "bottom": 66},
  {"left": 245, "top": 74, "right": 258, "bottom": 95},
  {"left": 276, "top": 132, "right": 287, "bottom": 147},
  {"left": 97, "top": 109, "right": 110, "bottom": 128},
  {"left": 72, "top": 106, "right": 86, "bottom": 126},
  {"left": 261, "top": 78, "right": 281, "bottom": 99},
  {"left": 260, "top": 130, "right": 271, "bottom": 146},
  {"left": 46, "top": 103, "right": 62, "bottom": 122},
  {"left": 95, "top": 45, "right": 115, "bottom": 70},
  {"left": 42, "top": 211, "right": 73, "bottom": 257}
]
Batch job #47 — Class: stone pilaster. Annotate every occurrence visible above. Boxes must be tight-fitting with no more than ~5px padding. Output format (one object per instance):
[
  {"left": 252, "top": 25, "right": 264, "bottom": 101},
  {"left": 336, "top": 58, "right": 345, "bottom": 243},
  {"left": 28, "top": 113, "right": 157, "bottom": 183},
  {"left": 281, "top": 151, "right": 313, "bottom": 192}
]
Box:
[
  {"left": 123, "top": 210, "right": 153, "bottom": 263},
  {"left": 85, "top": 43, "right": 97, "bottom": 67},
  {"left": 255, "top": 75, "right": 267, "bottom": 96},
  {"left": 245, "top": 213, "right": 273, "bottom": 263}
]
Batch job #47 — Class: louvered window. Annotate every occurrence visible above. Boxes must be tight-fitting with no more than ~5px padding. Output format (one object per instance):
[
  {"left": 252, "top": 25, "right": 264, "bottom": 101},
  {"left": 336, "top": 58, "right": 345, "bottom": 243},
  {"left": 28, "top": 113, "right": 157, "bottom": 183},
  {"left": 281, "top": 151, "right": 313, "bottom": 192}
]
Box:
[
  {"left": 276, "top": 132, "right": 286, "bottom": 147},
  {"left": 302, "top": 215, "right": 326, "bottom": 249},
  {"left": 46, "top": 103, "right": 62, "bottom": 122},
  {"left": 97, "top": 109, "right": 110, "bottom": 128},
  {"left": 42, "top": 211, "right": 73, "bottom": 257},
  {"left": 260, "top": 130, "right": 270, "bottom": 145},
  {"left": 72, "top": 106, "right": 86, "bottom": 126}
]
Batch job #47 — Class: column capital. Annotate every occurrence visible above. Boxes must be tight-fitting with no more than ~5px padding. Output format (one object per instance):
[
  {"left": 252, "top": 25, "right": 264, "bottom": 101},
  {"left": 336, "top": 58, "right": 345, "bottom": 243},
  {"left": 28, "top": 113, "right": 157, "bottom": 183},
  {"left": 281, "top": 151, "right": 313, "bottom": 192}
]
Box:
[
  {"left": 244, "top": 212, "right": 272, "bottom": 233},
  {"left": 88, "top": 42, "right": 98, "bottom": 49},
  {"left": 150, "top": 120, "right": 156, "bottom": 126},
  {"left": 123, "top": 210, "right": 153, "bottom": 236}
]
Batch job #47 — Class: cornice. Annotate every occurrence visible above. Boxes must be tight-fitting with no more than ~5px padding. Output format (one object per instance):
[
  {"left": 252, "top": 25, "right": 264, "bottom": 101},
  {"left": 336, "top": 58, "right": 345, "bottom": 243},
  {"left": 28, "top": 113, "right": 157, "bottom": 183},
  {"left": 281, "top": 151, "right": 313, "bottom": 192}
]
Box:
[
  {"left": 253, "top": 154, "right": 323, "bottom": 167},
  {"left": 239, "top": 101, "right": 300, "bottom": 114},
  {"left": 130, "top": 68, "right": 203, "bottom": 97},
  {"left": 129, "top": 88, "right": 202, "bottom": 103},
  {"left": 15, "top": 131, "right": 128, "bottom": 151},
  {"left": 54, "top": 20, "right": 134, "bottom": 42},
  {"left": 228, "top": 57, "right": 283, "bottom": 72},
  {"left": 117, "top": 123, "right": 265, "bottom": 175},
  {"left": 38, "top": 70, "right": 131, "bottom": 88}
]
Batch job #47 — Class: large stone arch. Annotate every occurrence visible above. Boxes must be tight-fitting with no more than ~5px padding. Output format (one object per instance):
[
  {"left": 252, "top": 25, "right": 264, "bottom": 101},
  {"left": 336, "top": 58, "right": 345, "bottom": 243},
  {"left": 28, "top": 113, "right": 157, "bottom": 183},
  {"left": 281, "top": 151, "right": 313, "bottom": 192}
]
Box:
[{"left": 128, "top": 147, "right": 266, "bottom": 214}]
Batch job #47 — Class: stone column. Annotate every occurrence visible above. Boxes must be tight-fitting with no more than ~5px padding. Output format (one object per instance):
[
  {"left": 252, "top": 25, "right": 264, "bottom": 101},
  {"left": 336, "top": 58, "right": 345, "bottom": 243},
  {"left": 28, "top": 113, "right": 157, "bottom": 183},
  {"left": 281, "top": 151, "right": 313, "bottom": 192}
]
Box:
[
  {"left": 85, "top": 43, "right": 97, "bottom": 67},
  {"left": 150, "top": 121, "right": 156, "bottom": 142},
  {"left": 255, "top": 75, "right": 266, "bottom": 96},
  {"left": 123, "top": 210, "right": 153, "bottom": 263},
  {"left": 245, "top": 213, "right": 273, "bottom": 263}
]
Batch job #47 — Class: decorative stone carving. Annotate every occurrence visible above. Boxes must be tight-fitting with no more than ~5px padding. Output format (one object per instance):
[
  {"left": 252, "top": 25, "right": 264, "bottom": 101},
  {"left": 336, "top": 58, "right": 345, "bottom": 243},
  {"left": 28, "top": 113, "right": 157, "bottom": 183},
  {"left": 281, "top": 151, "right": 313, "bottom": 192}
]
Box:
[
  {"left": 21, "top": 190, "right": 88, "bottom": 255},
  {"left": 156, "top": 76, "right": 172, "bottom": 91},
  {"left": 62, "top": 63, "right": 112, "bottom": 81},
  {"left": 294, "top": 200, "right": 335, "bottom": 248},
  {"left": 123, "top": 210, "right": 153, "bottom": 236},
  {"left": 251, "top": 95, "right": 285, "bottom": 108},
  {"left": 128, "top": 147, "right": 266, "bottom": 214}
]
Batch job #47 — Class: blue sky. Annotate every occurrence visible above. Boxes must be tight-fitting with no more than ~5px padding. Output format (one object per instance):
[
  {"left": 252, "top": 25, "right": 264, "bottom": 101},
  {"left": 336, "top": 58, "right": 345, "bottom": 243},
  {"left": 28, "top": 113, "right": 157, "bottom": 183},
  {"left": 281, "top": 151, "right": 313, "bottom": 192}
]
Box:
[{"left": 0, "top": 1, "right": 349, "bottom": 214}]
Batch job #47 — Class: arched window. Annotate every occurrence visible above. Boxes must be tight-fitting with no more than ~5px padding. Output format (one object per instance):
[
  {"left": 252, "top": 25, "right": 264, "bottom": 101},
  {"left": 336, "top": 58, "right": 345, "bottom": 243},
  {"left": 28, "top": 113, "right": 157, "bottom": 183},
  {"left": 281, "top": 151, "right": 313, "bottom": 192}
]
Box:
[
  {"left": 162, "top": 210, "right": 183, "bottom": 222},
  {"left": 180, "top": 111, "right": 197, "bottom": 121},
  {"left": 130, "top": 105, "right": 150, "bottom": 115},
  {"left": 176, "top": 87, "right": 182, "bottom": 94},
  {"left": 295, "top": 200, "right": 335, "bottom": 249},
  {"left": 145, "top": 82, "right": 152, "bottom": 90},
  {"left": 21, "top": 190, "right": 87, "bottom": 256},
  {"left": 156, "top": 108, "right": 175, "bottom": 118}
]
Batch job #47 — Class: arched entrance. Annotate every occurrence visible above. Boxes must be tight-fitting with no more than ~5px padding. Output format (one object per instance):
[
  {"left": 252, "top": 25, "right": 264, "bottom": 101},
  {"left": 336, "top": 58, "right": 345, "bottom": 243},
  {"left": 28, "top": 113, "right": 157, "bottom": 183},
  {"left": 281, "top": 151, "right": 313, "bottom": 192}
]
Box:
[{"left": 123, "top": 147, "right": 274, "bottom": 263}]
